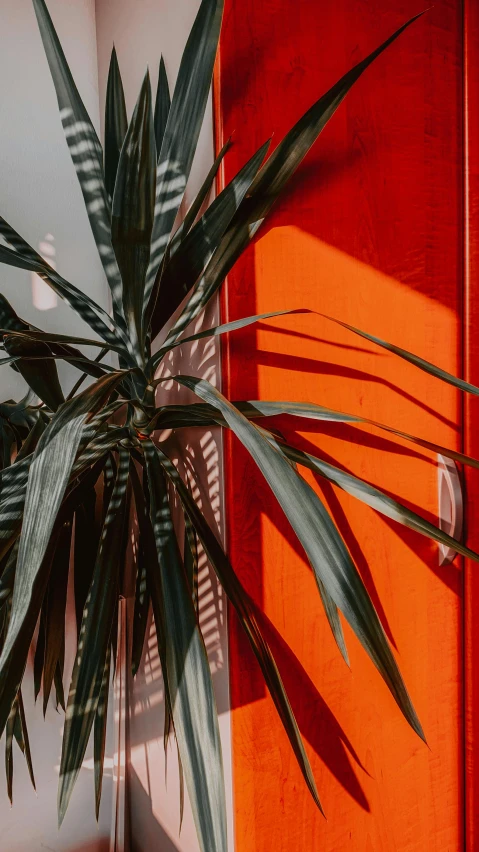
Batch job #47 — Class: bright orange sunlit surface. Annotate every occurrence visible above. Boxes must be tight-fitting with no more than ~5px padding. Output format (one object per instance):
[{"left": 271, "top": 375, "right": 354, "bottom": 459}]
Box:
[{"left": 216, "top": 1, "right": 465, "bottom": 849}]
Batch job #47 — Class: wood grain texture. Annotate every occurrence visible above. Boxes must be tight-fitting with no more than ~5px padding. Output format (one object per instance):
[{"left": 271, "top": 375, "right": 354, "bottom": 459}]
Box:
[
  {"left": 216, "top": 1, "right": 465, "bottom": 849},
  {"left": 464, "top": 0, "right": 479, "bottom": 846}
]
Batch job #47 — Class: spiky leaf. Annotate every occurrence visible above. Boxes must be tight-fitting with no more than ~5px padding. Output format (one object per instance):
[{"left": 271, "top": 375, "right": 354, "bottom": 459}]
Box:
[{"left": 144, "top": 441, "right": 227, "bottom": 852}]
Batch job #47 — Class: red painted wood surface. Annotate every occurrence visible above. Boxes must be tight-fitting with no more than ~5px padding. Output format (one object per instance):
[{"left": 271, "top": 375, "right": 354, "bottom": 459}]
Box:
[
  {"left": 464, "top": 0, "right": 479, "bottom": 846},
  {"left": 216, "top": 1, "right": 466, "bottom": 849}
]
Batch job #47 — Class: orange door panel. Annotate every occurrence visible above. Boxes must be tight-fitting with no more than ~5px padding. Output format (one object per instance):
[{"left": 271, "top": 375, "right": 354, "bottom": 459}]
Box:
[{"left": 216, "top": 2, "right": 465, "bottom": 849}]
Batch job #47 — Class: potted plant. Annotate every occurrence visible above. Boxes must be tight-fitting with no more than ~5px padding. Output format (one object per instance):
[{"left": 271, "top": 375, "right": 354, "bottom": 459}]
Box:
[{"left": 0, "top": 2, "right": 477, "bottom": 850}]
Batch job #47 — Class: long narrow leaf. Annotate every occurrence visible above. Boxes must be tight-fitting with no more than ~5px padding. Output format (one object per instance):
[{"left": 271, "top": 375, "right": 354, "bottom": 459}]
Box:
[
  {"left": 5, "top": 695, "right": 17, "bottom": 804},
  {"left": 41, "top": 516, "right": 72, "bottom": 714},
  {"left": 0, "top": 221, "right": 125, "bottom": 349},
  {"left": 5, "top": 689, "right": 36, "bottom": 804},
  {"left": 155, "top": 444, "right": 322, "bottom": 812},
  {"left": 32, "top": 0, "right": 125, "bottom": 326},
  {"left": 315, "top": 576, "right": 349, "bottom": 664},
  {"left": 58, "top": 447, "right": 130, "bottom": 824},
  {"left": 112, "top": 73, "right": 156, "bottom": 354},
  {"left": 17, "top": 690, "right": 35, "bottom": 791},
  {"left": 151, "top": 397, "right": 479, "bottom": 473},
  {"left": 131, "top": 535, "right": 150, "bottom": 677},
  {"left": 321, "top": 313, "right": 479, "bottom": 397},
  {"left": 151, "top": 308, "right": 305, "bottom": 373},
  {"left": 154, "top": 57, "right": 170, "bottom": 155},
  {"left": 144, "top": 0, "right": 224, "bottom": 315},
  {"left": 0, "top": 297, "right": 65, "bottom": 410},
  {"left": 94, "top": 646, "right": 111, "bottom": 820},
  {"left": 129, "top": 461, "right": 171, "bottom": 703},
  {"left": 151, "top": 141, "right": 270, "bottom": 345},
  {"left": 163, "top": 15, "right": 423, "bottom": 336},
  {"left": 73, "top": 486, "right": 99, "bottom": 638},
  {"left": 169, "top": 137, "right": 231, "bottom": 257},
  {"left": 105, "top": 47, "right": 128, "bottom": 202},
  {"left": 265, "top": 433, "right": 479, "bottom": 562},
  {"left": 249, "top": 15, "right": 424, "bottom": 206},
  {"left": 170, "top": 375, "right": 424, "bottom": 741},
  {"left": 3, "top": 335, "right": 65, "bottom": 411},
  {"left": 144, "top": 441, "right": 227, "bottom": 852},
  {"left": 0, "top": 372, "right": 126, "bottom": 735}
]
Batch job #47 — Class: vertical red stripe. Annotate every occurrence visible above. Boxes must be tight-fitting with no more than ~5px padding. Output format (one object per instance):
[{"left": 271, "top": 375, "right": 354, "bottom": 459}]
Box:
[{"left": 464, "top": 0, "right": 479, "bottom": 846}]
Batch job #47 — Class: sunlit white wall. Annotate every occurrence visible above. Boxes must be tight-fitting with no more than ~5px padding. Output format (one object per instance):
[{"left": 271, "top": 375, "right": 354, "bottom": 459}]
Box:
[
  {"left": 0, "top": 0, "right": 108, "bottom": 402},
  {"left": 95, "top": 2, "right": 233, "bottom": 850},
  {"left": 0, "top": 1, "right": 114, "bottom": 851},
  {"left": 0, "top": 0, "right": 232, "bottom": 850}
]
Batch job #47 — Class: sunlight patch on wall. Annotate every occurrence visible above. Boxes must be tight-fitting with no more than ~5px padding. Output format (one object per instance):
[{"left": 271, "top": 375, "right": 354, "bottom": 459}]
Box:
[{"left": 31, "top": 233, "right": 58, "bottom": 310}]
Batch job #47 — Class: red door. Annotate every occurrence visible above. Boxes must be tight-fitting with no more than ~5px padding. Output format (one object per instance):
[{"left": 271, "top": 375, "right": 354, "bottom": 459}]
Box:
[{"left": 216, "top": 1, "right": 476, "bottom": 848}]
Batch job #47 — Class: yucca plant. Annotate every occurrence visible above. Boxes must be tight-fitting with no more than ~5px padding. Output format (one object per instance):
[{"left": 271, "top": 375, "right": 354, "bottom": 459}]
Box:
[{"left": 0, "top": 1, "right": 478, "bottom": 848}]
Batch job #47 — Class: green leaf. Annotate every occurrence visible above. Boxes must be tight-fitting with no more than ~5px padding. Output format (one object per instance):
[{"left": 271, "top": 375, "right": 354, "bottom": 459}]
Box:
[
  {"left": 166, "top": 14, "right": 424, "bottom": 333},
  {"left": 105, "top": 47, "right": 128, "bottom": 202},
  {"left": 154, "top": 56, "right": 170, "bottom": 155},
  {"left": 0, "top": 459, "right": 31, "bottom": 556},
  {"left": 58, "top": 447, "right": 130, "bottom": 824},
  {"left": 249, "top": 15, "right": 424, "bottom": 208},
  {"left": 94, "top": 646, "right": 111, "bottom": 820},
  {"left": 169, "top": 137, "right": 231, "bottom": 256},
  {"left": 66, "top": 347, "right": 111, "bottom": 400},
  {"left": 0, "top": 419, "right": 122, "bottom": 568},
  {"left": 5, "top": 694, "right": 17, "bottom": 804},
  {"left": 16, "top": 690, "right": 35, "bottom": 790},
  {"left": 183, "top": 512, "right": 199, "bottom": 608},
  {"left": 155, "top": 445, "right": 322, "bottom": 813},
  {"left": 129, "top": 461, "right": 171, "bottom": 695},
  {"left": 144, "top": 0, "right": 224, "bottom": 314},
  {"left": 147, "top": 134, "right": 231, "bottom": 335},
  {"left": 230, "top": 399, "right": 479, "bottom": 472},
  {"left": 266, "top": 433, "right": 479, "bottom": 562},
  {"left": 32, "top": 0, "right": 125, "bottom": 327},
  {"left": 131, "top": 534, "right": 150, "bottom": 677},
  {"left": 150, "top": 140, "right": 270, "bottom": 346},
  {"left": 321, "top": 313, "right": 479, "bottom": 397},
  {"left": 41, "top": 516, "right": 72, "bottom": 714},
  {"left": 170, "top": 376, "right": 424, "bottom": 742},
  {"left": 112, "top": 72, "right": 156, "bottom": 354},
  {"left": 73, "top": 487, "right": 99, "bottom": 639},
  {"left": 0, "top": 371, "right": 127, "bottom": 736},
  {"left": 315, "top": 577, "right": 349, "bottom": 665},
  {"left": 0, "top": 294, "right": 28, "bottom": 334},
  {"left": 4, "top": 700, "right": 15, "bottom": 802},
  {"left": 147, "top": 137, "right": 232, "bottom": 339},
  {"left": 0, "top": 220, "right": 124, "bottom": 349},
  {"left": 3, "top": 334, "right": 65, "bottom": 411},
  {"left": 144, "top": 441, "right": 227, "bottom": 852},
  {"left": 0, "top": 300, "right": 113, "bottom": 383},
  {"left": 53, "top": 661, "right": 65, "bottom": 712},
  {"left": 0, "top": 297, "right": 66, "bottom": 410},
  {"left": 151, "top": 308, "right": 305, "bottom": 374},
  {"left": 5, "top": 688, "right": 36, "bottom": 804},
  {"left": 1, "top": 339, "right": 114, "bottom": 383},
  {"left": 1, "top": 328, "right": 121, "bottom": 352},
  {"left": 151, "top": 397, "right": 479, "bottom": 474},
  {"left": 33, "top": 608, "right": 45, "bottom": 703}
]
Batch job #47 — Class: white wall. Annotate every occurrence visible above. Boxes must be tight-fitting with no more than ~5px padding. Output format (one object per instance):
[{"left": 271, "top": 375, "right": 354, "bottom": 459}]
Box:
[
  {"left": 94, "top": 3, "right": 233, "bottom": 851},
  {"left": 0, "top": 1, "right": 113, "bottom": 850},
  {"left": 0, "top": 1, "right": 232, "bottom": 850},
  {"left": 0, "top": 0, "right": 108, "bottom": 402}
]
